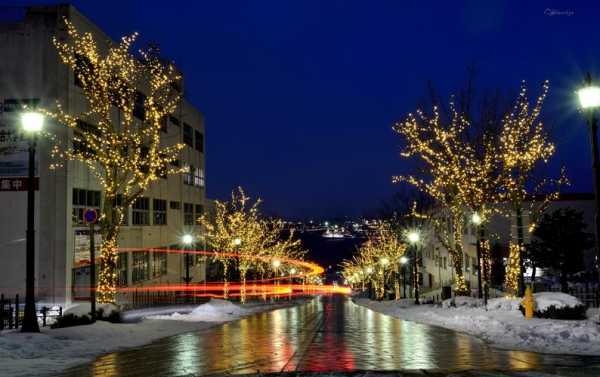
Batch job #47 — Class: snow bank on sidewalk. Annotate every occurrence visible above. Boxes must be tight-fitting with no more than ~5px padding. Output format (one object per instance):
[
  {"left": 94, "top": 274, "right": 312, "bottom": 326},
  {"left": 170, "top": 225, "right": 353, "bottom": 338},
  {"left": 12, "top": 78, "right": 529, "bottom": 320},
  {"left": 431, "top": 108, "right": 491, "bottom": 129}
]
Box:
[
  {"left": 0, "top": 298, "right": 305, "bottom": 377},
  {"left": 355, "top": 297, "right": 600, "bottom": 356},
  {"left": 148, "top": 298, "right": 252, "bottom": 322}
]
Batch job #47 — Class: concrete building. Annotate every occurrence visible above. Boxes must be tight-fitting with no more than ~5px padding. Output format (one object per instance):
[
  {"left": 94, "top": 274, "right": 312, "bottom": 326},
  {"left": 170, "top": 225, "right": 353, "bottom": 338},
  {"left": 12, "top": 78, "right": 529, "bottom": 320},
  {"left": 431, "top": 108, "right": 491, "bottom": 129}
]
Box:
[
  {"left": 416, "top": 193, "right": 597, "bottom": 299},
  {"left": 0, "top": 5, "right": 206, "bottom": 304}
]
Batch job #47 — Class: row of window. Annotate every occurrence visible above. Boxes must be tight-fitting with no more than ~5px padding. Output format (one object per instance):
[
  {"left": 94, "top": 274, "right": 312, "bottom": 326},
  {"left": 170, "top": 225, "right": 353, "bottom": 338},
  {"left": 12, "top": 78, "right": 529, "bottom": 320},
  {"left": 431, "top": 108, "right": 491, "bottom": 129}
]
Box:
[
  {"left": 183, "top": 166, "right": 205, "bottom": 188},
  {"left": 72, "top": 188, "right": 203, "bottom": 226},
  {"left": 74, "top": 64, "right": 203, "bottom": 154},
  {"left": 119, "top": 250, "right": 200, "bottom": 285}
]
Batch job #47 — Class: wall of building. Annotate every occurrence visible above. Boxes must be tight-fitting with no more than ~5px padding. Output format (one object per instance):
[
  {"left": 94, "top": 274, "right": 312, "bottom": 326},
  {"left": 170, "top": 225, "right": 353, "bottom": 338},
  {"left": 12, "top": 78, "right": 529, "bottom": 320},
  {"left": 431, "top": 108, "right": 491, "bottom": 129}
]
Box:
[{"left": 0, "top": 5, "right": 207, "bottom": 304}]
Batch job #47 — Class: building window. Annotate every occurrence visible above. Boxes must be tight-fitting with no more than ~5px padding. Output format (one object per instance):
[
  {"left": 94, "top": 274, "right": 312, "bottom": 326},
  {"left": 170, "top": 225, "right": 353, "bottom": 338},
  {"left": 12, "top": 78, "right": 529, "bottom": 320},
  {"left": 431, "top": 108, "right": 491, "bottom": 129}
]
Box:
[
  {"left": 153, "top": 199, "right": 167, "bottom": 225},
  {"left": 72, "top": 120, "right": 99, "bottom": 157},
  {"left": 443, "top": 257, "right": 447, "bottom": 269},
  {"left": 72, "top": 188, "right": 101, "bottom": 225},
  {"left": 184, "top": 203, "right": 195, "bottom": 225},
  {"left": 170, "top": 201, "right": 181, "bottom": 210},
  {"left": 464, "top": 255, "right": 470, "bottom": 272},
  {"left": 183, "top": 123, "right": 193, "bottom": 147},
  {"left": 152, "top": 252, "right": 167, "bottom": 277},
  {"left": 195, "top": 204, "right": 204, "bottom": 217},
  {"left": 133, "top": 91, "right": 146, "bottom": 120},
  {"left": 132, "top": 251, "right": 150, "bottom": 283},
  {"left": 169, "top": 116, "right": 180, "bottom": 127},
  {"left": 194, "top": 130, "right": 203, "bottom": 153},
  {"left": 74, "top": 53, "right": 92, "bottom": 88},
  {"left": 132, "top": 197, "right": 150, "bottom": 226},
  {"left": 193, "top": 167, "right": 205, "bottom": 187},
  {"left": 117, "top": 253, "right": 128, "bottom": 286},
  {"left": 160, "top": 116, "right": 168, "bottom": 133},
  {"left": 184, "top": 165, "right": 193, "bottom": 185}
]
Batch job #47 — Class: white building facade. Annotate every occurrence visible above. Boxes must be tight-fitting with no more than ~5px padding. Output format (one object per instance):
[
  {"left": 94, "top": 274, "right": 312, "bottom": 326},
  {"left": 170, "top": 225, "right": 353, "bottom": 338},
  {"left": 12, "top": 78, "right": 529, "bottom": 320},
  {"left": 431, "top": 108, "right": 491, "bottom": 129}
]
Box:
[{"left": 0, "top": 5, "right": 207, "bottom": 305}]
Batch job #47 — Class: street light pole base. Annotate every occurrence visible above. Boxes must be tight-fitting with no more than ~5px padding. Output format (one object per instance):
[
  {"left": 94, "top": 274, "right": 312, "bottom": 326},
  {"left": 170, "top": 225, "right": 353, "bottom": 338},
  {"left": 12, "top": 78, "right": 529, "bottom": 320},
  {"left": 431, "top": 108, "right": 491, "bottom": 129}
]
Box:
[{"left": 21, "top": 302, "right": 40, "bottom": 333}]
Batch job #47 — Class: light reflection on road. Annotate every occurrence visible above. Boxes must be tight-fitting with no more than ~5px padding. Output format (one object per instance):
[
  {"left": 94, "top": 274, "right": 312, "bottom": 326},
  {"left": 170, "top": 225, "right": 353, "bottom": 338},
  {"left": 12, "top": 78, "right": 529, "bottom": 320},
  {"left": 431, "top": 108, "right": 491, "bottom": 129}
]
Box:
[{"left": 64, "top": 295, "right": 600, "bottom": 376}]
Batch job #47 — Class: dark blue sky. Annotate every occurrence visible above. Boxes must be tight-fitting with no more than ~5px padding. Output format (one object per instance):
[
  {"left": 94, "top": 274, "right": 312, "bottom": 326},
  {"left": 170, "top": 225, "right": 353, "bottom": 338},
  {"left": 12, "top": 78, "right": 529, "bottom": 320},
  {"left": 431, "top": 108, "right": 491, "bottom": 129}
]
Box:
[{"left": 9, "top": 1, "right": 600, "bottom": 218}]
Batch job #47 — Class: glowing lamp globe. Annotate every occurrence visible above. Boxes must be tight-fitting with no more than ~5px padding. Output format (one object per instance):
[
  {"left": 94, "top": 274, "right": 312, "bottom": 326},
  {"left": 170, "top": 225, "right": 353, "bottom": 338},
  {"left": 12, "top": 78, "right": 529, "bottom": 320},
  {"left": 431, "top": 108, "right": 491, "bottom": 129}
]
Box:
[
  {"left": 21, "top": 112, "right": 44, "bottom": 133},
  {"left": 471, "top": 212, "right": 482, "bottom": 225},
  {"left": 578, "top": 86, "right": 600, "bottom": 109},
  {"left": 272, "top": 259, "right": 281, "bottom": 268},
  {"left": 233, "top": 238, "right": 242, "bottom": 246},
  {"left": 181, "top": 234, "right": 194, "bottom": 245},
  {"left": 400, "top": 256, "right": 408, "bottom": 265},
  {"left": 407, "top": 231, "right": 420, "bottom": 244}
]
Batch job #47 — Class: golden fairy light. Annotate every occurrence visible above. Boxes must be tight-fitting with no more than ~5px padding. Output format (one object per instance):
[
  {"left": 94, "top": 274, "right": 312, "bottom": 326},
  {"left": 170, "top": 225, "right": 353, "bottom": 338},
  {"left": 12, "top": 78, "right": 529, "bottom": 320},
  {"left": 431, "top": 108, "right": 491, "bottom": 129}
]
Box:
[
  {"left": 44, "top": 19, "right": 185, "bottom": 303},
  {"left": 198, "top": 187, "right": 306, "bottom": 303}
]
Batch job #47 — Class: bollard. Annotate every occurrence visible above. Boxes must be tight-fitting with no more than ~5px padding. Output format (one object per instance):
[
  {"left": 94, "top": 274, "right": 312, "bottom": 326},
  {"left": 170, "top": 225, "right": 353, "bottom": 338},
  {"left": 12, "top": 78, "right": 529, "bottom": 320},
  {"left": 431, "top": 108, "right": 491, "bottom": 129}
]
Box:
[
  {"left": 522, "top": 286, "right": 535, "bottom": 319},
  {"left": 14, "top": 294, "right": 19, "bottom": 329},
  {"left": 0, "top": 294, "right": 4, "bottom": 331}
]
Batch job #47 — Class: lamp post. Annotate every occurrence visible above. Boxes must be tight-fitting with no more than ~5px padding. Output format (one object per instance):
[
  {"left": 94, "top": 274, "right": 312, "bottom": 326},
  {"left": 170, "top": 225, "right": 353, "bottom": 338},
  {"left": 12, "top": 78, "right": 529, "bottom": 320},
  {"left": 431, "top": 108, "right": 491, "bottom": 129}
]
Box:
[
  {"left": 21, "top": 111, "right": 43, "bottom": 333},
  {"left": 407, "top": 230, "right": 420, "bottom": 304},
  {"left": 471, "top": 212, "right": 484, "bottom": 301},
  {"left": 181, "top": 233, "right": 193, "bottom": 302},
  {"left": 400, "top": 256, "right": 408, "bottom": 299},
  {"left": 272, "top": 259, "right": 281, "bottom": 300},
  {"left": 578, "top": 74, "right": 600, "bottom": 312}
]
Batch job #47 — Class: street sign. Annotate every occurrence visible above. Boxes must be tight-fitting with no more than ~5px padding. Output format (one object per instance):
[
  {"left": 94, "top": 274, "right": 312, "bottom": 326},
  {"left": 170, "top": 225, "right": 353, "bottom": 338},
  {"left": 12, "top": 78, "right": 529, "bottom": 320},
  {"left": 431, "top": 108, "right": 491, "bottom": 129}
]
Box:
[{"left": 84, "top": 208, "right": 98, "bottom": 224}]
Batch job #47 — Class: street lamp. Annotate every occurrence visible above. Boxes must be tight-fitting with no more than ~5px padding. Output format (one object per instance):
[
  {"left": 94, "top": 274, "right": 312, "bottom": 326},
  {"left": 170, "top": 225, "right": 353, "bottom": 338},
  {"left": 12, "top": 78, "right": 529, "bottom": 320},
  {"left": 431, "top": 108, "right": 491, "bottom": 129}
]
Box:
[
  {"left": 21, "top": 111, "right": 44, "bottom": 333},
  {"left": 233, "top": 237, "right": 242, "bottom": 246},
  {"left": 407, "top": 230, "right": 420, "bottom": 304},
  {"left": 400, "top": 256, "right": 408, "bottom": 298},
  {"left": 578, "top": 74, "right": 600, "bottom": 312},
  {"left": 407, "top": 230, "right": 420, "bottom": 244},
  {"left": 181, "top": 234, "right": 194, "bottom": 298},
  {"left": 471, "top": 212, "right": 484, "bottom": 302}
]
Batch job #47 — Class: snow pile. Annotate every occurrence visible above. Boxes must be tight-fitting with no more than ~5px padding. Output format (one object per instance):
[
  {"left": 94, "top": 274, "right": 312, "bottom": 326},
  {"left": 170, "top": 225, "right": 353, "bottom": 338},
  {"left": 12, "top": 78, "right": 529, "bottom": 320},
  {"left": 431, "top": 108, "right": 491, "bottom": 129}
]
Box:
[
  {"left": 487, "top": 297, "right": 521, "bottom": 311},
  {"left": 354, "top": 297, "right": 600, "bottom": 355},
  {"left": 442, "top": 296, "right": 482, "bottom": 308},
  {"left": 148, "top": 299, "right": 251, "bottom": 322},
  {"left": 64, "top": 302, "right": 120, "bottom": 317},
  {"left": 534, "top": 292, "right": 583, "bottom": 311}
]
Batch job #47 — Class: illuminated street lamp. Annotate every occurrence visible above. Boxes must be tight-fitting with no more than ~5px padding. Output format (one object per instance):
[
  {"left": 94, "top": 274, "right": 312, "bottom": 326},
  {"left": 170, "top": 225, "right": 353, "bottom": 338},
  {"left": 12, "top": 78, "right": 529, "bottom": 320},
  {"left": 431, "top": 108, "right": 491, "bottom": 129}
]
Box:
[
  {"left": 232, "top": 237, "right": 242, "bottom": 246},
  {"left": 399, "top": 256, "right": 408, "bottom": 298},
  {"left": 406, "top": 229, "right": 420, "bottom": 304},
  {"left": 578, "top": 74, "right": 600, "bottom": 305},
  {"left": 407, "top": 230, "right": 420, "bottom": 245},
  {"left": 471, "top": 212, "right": 484, "bottom": 302},
  {"left": 272, "top": 259, "right": 281, "bottom": 269},
  {"left": 21, "top": 111, "right": 44, "bottom": 333},
  {"left": 181, "top": 233, "right": 194, "bottom": 300}
]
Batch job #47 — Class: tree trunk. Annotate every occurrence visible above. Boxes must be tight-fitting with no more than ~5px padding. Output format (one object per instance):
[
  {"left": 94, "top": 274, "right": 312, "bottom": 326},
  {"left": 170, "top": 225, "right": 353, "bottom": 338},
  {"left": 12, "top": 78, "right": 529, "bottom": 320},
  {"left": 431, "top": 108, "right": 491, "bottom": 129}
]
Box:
[
  {"left": 451, "top": 229, "right": 469, "bottom": 296},
  {"left": 223, "top": 263, "right": 229, "bottom": 299},
  {"left": 240, "top": 270, "right": 247, "bottom": 304},
  {"left": 97, "top": 195, "right": 123, "bottom": 304}
]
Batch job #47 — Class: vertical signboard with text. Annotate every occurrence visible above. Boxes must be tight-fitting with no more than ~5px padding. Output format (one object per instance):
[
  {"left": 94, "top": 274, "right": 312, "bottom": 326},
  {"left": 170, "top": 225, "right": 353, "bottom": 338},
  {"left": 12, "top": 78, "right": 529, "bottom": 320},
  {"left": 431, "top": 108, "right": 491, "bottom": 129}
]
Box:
[{"left": 0, "top": 98, "right": 40, "bottom": 191}]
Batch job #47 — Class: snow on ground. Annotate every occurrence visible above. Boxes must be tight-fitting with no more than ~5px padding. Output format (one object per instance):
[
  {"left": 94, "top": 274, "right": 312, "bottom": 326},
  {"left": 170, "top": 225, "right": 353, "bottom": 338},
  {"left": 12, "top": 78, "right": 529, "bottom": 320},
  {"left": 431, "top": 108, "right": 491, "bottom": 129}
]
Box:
[
  {"left": 354, "top": 296, "right": 600, "bottom": 356},
  {"left": 148, "top": 298, "right": 252, "bottom": 322},
  {"left": 0, "top": 298, "right": 306, "bottom": 377}
]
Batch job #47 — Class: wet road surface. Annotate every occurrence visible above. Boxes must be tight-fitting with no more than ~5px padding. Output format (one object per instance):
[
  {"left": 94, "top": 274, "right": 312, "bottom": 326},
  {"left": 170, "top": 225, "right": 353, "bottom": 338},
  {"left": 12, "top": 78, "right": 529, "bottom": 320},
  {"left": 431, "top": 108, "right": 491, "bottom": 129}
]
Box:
[{"left": 63, "top": 295, "right": 600, "bottom": 376}]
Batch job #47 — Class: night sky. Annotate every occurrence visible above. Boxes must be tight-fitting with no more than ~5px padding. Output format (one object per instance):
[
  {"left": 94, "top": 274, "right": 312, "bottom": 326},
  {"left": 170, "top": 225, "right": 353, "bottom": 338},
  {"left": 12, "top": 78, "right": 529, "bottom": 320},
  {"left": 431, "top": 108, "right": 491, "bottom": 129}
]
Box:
[{"left": 7, "top": 1, "right": 600, "bottom": 218}]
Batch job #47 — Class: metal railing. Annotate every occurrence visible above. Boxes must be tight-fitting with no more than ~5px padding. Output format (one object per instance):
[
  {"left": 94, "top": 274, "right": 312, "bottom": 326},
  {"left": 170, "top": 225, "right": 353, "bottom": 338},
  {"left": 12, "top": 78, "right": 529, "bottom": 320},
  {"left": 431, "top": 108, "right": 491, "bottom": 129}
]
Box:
[{"left": 0, "top": 294, "right": 63, "bottom": 330}]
